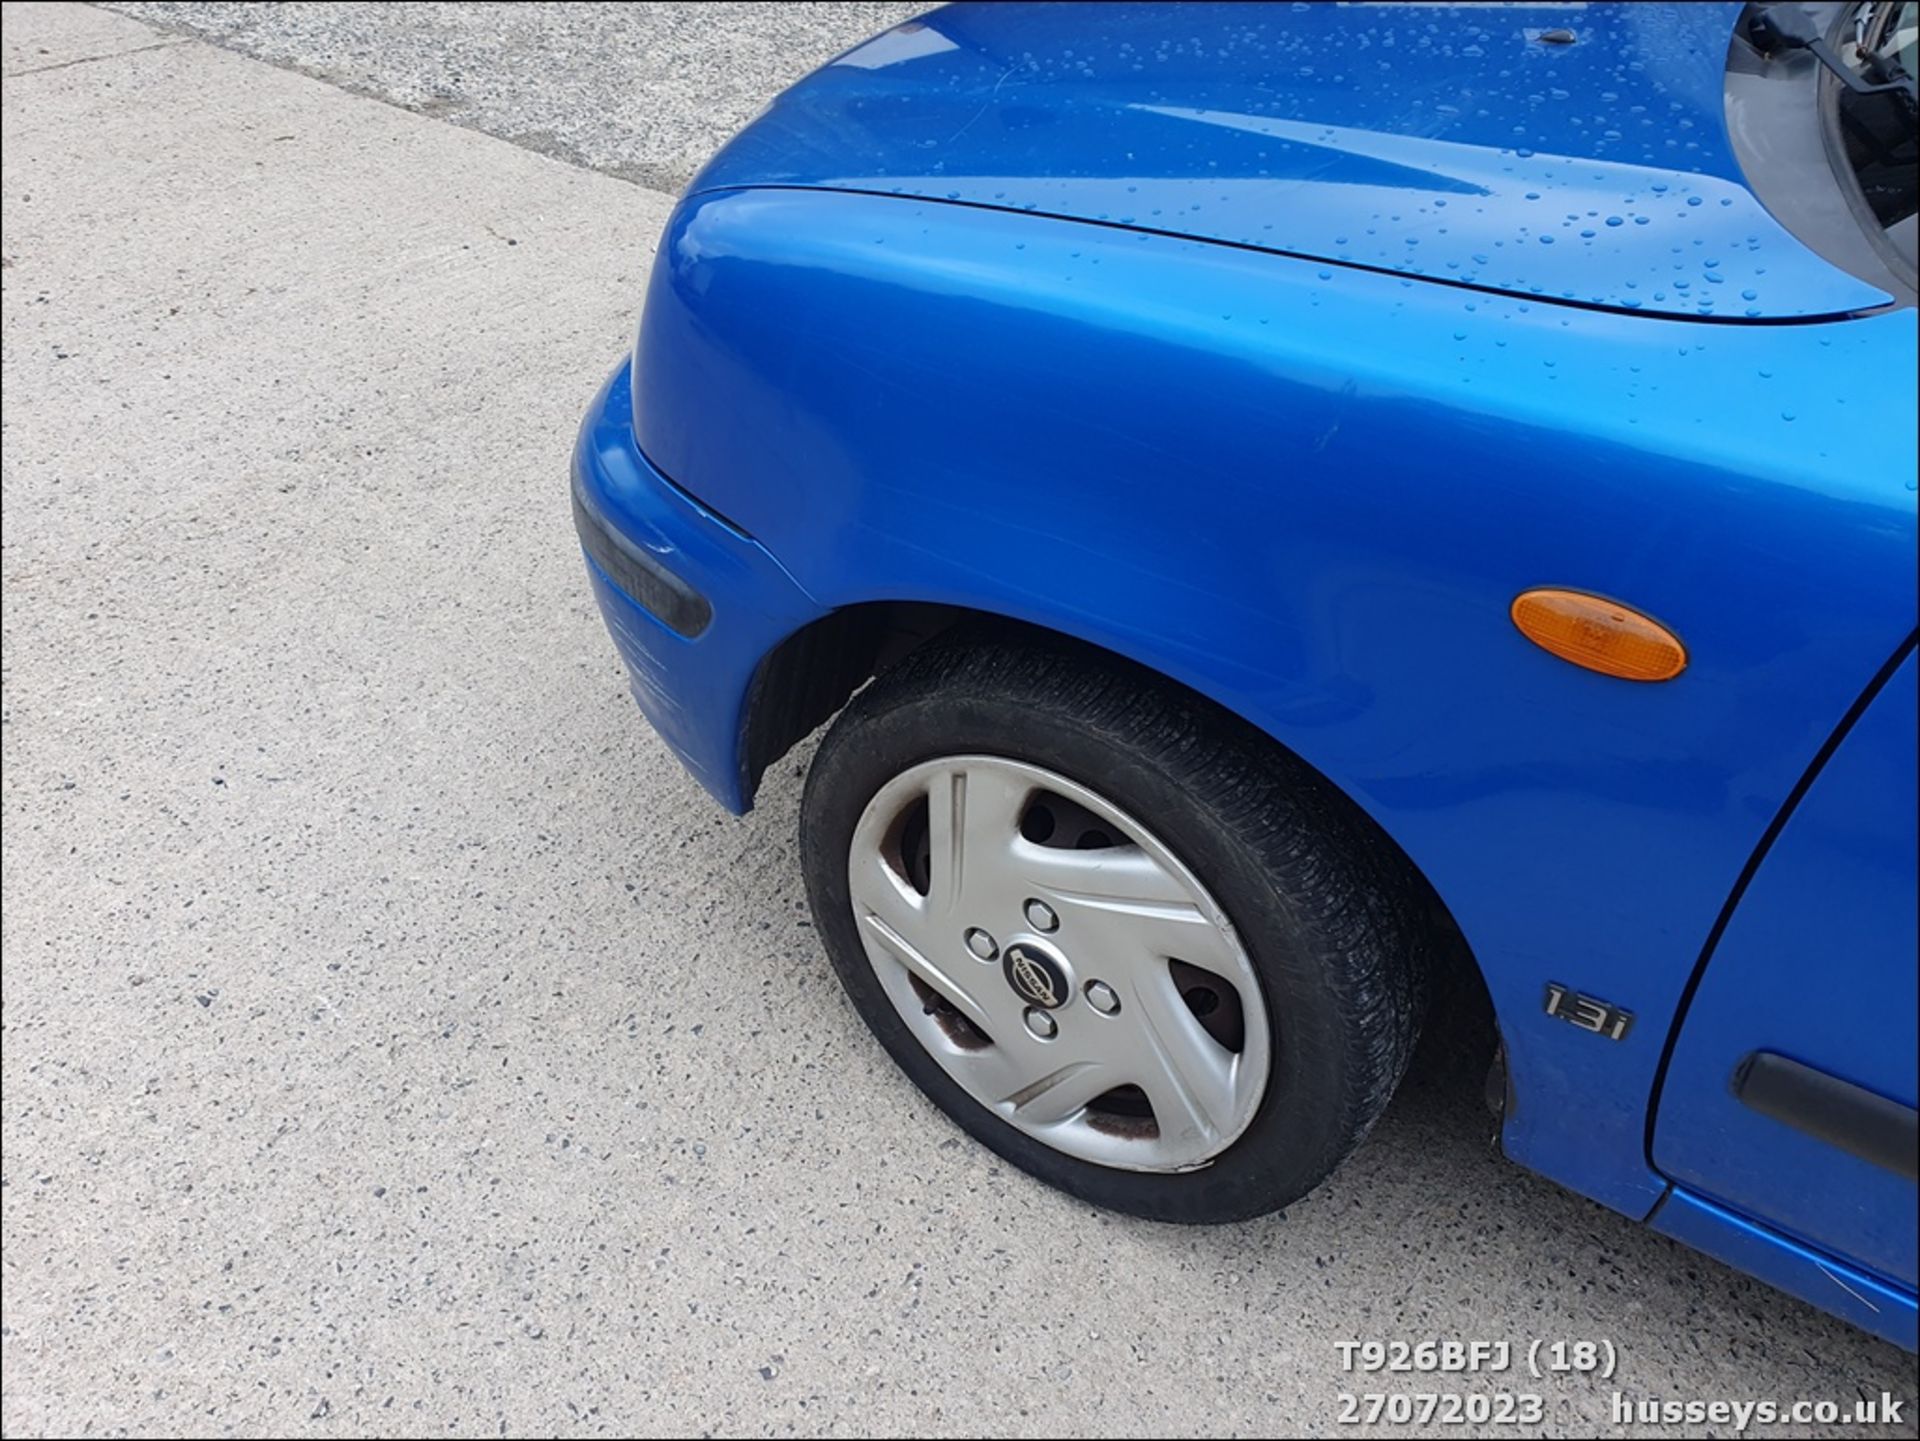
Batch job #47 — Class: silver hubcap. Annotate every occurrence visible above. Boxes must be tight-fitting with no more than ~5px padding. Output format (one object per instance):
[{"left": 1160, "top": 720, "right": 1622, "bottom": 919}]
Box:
[{"left": 846, "top": 756, "right": 1271, "bottom": 1172}]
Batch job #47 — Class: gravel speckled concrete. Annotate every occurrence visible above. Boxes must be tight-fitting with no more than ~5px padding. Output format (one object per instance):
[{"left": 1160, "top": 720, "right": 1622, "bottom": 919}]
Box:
[
  {"left": 100, "top": 0, "right": 925, "bottom": 192},
  {"left": 2, "top": 5, "right": 1916, "bottom": 1437}
]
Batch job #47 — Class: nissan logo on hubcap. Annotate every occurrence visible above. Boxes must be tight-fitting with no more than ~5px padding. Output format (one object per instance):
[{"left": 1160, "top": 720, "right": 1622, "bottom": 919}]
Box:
[{"left": 1003, "top": 942, "right": 1069, "bottom": 1010}]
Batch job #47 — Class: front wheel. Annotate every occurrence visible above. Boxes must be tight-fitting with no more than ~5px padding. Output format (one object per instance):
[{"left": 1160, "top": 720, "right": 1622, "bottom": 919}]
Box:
[{"left": 800, "top": 633, "right": 1427, "bottom": 1222}]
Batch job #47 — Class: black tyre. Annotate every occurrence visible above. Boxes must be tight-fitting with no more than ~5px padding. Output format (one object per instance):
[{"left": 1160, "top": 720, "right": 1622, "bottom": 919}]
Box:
[{"left": 800, "top": 631, "right": 1427, "bottom": 1222}]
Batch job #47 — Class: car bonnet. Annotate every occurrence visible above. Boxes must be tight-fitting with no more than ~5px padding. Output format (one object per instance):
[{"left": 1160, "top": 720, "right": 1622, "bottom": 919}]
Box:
[{"left": 688, "top": 1, "right": 1892, "bottom": 321}]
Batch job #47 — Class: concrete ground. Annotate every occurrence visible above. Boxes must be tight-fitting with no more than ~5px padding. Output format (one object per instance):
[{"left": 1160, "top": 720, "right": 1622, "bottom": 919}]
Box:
[
  {"left": 0, "top": 3, "right": 1914, "bottom": 1437},
  {"left": 102, "top": 0, "right": 928, "bottom": 192}
]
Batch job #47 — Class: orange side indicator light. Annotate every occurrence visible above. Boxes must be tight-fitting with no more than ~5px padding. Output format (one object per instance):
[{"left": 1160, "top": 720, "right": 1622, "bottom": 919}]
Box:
[{"left": 1510, "top": 588, "right": 1688, "bottom": 682}]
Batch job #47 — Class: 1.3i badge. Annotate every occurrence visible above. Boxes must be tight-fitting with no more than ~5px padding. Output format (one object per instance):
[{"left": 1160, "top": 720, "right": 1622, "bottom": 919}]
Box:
[{"left": 1543, "top": 982, "right": 1634, "bottom": 1041}]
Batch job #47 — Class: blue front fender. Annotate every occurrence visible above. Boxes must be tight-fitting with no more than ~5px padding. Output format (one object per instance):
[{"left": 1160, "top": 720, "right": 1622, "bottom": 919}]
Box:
[{"left": 605, "top": 185, "right": 1917, "bottom": 1220}]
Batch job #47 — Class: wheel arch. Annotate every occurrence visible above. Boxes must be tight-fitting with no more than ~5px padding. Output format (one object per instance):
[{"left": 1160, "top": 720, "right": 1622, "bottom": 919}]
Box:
[{"left": 740, "top": 598, "right": 1496, "bottom": 1076}]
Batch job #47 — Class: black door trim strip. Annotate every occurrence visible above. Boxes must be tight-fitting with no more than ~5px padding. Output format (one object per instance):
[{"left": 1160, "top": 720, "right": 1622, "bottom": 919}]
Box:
[{"left": 1735, "top": 1051, "right": 1919, "bottom": 1182}]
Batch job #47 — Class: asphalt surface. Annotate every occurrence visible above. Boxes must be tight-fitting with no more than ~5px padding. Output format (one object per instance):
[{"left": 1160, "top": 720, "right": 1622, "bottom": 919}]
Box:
[
  {"left": 2, "top": 4, "right": 1916, "bottom": 1438},
  {"left": 102, "top": 1, "right": 927, "bottom": 192}
]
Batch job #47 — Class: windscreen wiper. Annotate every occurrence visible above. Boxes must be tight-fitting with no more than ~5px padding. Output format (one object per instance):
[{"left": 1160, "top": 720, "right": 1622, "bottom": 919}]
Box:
[{"left": 1749, "top": 3, "right": 1918, "bottom": 98}]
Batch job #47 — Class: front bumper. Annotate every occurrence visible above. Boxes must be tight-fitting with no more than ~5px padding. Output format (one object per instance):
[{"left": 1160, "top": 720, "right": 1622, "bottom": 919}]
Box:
[{"left": 572, "top": 358, "right": 822, "bottom": 811}]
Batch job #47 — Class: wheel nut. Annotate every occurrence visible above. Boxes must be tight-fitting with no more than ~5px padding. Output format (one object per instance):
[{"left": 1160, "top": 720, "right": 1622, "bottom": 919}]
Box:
[
  {"left": 1024, "top": 1007, "right": 1058, "bottom": 1040},
  {"left": 1085, "top": 980, "right": 1121, "bottom": 1015},
  {"left": 1024, "top": 898, "right": 1059, "bottom": 933},
  {"left": 964, "top": 927, "right": 998, "bottom": 960}
]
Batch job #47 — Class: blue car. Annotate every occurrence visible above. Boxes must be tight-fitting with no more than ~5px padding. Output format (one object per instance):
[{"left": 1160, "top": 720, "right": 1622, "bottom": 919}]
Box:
[{"left": 574, "top": 2, "right": 1918, "bottom": 1345}]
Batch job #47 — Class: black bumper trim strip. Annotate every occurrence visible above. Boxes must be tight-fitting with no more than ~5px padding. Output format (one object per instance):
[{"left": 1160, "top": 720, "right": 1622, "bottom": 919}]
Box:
[{"left": 571, "top": 476, "right": 713, "bottom": 639}]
